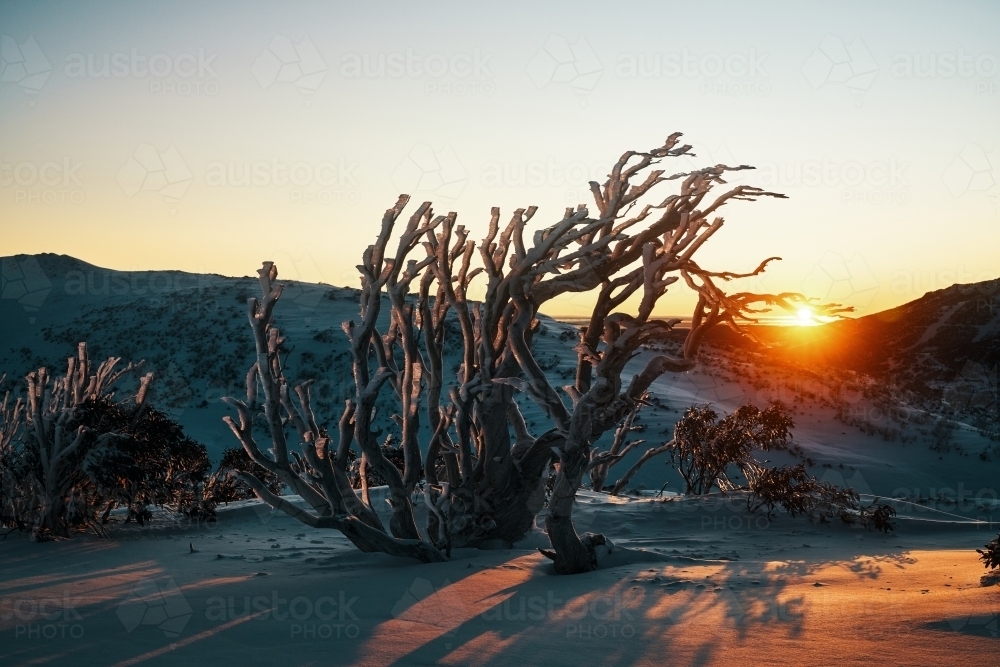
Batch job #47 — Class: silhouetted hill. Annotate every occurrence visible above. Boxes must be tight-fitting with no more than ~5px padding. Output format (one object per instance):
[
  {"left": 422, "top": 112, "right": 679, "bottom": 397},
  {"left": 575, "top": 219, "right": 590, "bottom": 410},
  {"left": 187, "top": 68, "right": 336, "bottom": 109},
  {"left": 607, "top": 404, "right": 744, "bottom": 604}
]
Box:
[{"left": 704, "top": 280, "right": 1000, "bottom": 419}]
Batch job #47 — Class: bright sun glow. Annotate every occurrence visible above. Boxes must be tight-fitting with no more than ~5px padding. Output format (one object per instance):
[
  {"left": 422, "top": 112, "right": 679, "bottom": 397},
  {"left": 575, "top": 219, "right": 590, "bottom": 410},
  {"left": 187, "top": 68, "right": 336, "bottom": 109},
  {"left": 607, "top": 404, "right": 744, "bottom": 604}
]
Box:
[{"left": 796, "top": 307, "right": 815, "bottom": 325}]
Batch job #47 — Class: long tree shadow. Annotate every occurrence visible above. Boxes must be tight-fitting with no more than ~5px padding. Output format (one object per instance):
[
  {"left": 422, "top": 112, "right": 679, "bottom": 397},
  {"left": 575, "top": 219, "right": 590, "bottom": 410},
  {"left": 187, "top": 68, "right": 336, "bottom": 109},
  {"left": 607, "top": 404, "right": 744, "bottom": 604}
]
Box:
[
  {"left": 354, "top": 494, "right": 982, "bottom": 667},
  {"left": 1, "top": 497, "right": 993, "bottom": 666},
  {"left": 360, "top": 547, "right": 918, "bottom": 666}
]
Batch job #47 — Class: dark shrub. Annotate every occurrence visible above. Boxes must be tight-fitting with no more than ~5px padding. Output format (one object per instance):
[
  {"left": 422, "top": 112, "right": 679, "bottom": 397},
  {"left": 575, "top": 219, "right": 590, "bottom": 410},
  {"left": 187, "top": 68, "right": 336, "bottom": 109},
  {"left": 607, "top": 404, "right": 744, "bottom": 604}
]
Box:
[
  {"left": 208, "top": 446, "right": 282, "bottom": 503},
  {"left": 77, "top": 397, "right": 213, "bottom": 521},
  {"left": 669, "top": 403, "right": 794, "bottom": 495},
  {"left": 979, "top": 534, "right": 1000, "bottom": 571},
  {"left": 748, "top": 463, "right": 896, "bottom": 533}
]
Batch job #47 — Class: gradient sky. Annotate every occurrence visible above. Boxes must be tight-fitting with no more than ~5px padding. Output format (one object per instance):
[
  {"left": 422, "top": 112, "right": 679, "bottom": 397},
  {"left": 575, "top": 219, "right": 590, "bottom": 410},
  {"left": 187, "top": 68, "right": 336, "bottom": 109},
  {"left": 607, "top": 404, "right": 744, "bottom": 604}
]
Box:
[{"left": 1, "top": 0, "right": 997, "bottom": 318}]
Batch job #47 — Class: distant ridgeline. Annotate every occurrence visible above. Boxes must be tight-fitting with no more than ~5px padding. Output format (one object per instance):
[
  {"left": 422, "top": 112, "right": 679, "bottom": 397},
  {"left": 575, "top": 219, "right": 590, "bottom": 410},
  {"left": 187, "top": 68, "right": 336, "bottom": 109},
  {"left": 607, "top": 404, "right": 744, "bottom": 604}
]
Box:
[
  {"left": 704, "top": 279, "right": 1000, "bottom": 430},
  {"left": 3, "top": 254, "right": 996, "bottom": 451},
  {"left": 0, "top": 253, "right": 575, "bottom": 457},
  {"left": 0, "top": 254, "right": 377, "bottom": 456}
]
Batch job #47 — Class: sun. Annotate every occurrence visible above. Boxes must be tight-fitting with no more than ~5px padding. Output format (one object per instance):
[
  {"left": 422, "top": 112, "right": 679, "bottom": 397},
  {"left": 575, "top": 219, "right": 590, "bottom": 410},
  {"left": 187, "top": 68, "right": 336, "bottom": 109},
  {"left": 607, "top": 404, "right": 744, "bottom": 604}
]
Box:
[{"left": 796, "top": 307, "right": 815, "bottom": 325}]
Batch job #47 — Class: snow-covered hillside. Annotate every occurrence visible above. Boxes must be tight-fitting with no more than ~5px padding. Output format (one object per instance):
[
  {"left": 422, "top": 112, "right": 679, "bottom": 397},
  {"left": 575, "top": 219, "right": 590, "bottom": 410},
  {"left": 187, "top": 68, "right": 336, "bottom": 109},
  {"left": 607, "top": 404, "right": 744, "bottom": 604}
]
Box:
[
  {"left": 2, "top": 253, "right": 999, "bottom": 665},
  {"left": 2, "top": 253, "right": 998, "bottom": 502}
]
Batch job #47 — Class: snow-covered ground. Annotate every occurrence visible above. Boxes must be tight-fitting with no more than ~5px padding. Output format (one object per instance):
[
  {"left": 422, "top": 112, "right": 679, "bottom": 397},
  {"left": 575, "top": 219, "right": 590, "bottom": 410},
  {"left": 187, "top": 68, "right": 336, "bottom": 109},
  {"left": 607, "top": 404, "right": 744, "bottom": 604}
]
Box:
[
  {"left": 1, "top": 489, "right": 996, "bottom": 666},
  {"left": 1, "top": 254, "right": 998, "bottom": 664}
]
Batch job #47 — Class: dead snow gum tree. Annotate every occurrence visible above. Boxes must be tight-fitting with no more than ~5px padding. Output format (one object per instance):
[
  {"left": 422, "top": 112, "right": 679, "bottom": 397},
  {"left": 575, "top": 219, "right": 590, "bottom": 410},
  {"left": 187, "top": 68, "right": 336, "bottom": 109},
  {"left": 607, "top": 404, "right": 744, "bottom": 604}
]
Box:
[{"left": 225, "top": 134, "right": 845, "bottom": 572}]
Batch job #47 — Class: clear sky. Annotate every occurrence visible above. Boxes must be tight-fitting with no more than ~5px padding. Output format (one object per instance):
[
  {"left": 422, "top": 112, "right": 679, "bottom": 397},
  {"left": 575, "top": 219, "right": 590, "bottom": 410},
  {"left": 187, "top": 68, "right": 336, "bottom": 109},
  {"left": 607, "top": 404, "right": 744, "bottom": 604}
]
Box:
[{"left": 1, "top": 0, "right": 997, "bottom": 318}]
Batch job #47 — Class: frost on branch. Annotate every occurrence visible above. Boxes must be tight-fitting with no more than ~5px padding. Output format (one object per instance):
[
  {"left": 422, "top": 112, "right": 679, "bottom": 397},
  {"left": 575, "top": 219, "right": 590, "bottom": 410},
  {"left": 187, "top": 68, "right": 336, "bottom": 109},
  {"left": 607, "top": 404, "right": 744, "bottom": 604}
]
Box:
[{"left": 227, "top": 133, "right": 847, "bottom": 571}]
